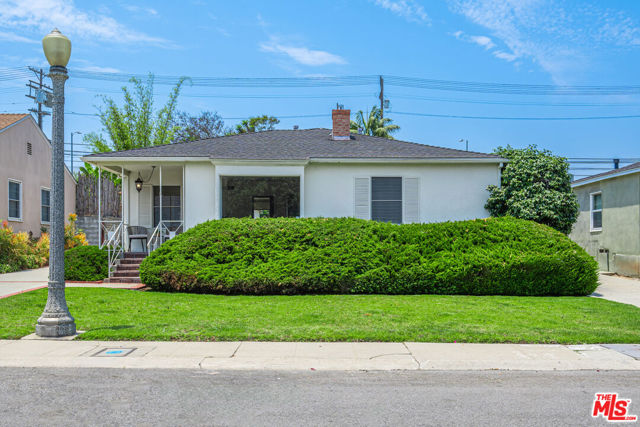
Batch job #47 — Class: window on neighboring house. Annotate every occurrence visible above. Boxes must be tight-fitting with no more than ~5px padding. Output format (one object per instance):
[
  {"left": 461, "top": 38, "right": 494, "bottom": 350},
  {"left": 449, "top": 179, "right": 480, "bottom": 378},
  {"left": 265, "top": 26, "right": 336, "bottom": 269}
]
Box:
[
  {"left": 8, "top": 180, "right": 21, "bottom": 221},
  {"left": 153, "top": 186, "right": 181, "bottom": 228},
  {"left": 590, "top": 192, "right": 602, "bottom": 231},
  {"left": 41, "top": 188, "right": 51, "bottom": 224},
  {"left": 371, "top": 177, "right": 402, "bottom": 224}
]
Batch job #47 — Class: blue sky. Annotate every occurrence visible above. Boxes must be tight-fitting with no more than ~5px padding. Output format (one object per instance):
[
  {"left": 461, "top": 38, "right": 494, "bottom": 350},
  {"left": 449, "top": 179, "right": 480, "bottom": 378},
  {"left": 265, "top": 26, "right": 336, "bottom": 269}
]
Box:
[{"left": 0, "top": 0, "right": 639, "bottom": 174}]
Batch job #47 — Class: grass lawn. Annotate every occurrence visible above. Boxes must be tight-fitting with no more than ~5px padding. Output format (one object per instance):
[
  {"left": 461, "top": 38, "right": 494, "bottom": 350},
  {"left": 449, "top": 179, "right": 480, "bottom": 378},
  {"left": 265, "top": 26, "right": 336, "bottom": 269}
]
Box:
[{"left": 1, "top": 288, "right": 639, "bottom": 343}]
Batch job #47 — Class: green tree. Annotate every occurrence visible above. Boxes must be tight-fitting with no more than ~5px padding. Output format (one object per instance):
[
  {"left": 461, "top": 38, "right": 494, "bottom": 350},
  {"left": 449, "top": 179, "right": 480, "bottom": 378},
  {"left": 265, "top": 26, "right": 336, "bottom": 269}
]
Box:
[
  {"left": 173, "top": 110, "right": 228, "bottom": 142},
  {"left": 234, "top": 115, "right": 279, "bottom": 134},
  {"left": 84, "top": 74, "right": 187, "bottom": 153},
  {"left": 485, "top": 145, "right": 579, "bottom": 234},
  {"left": 350, "top": 106, "right": 399, "bottom": 139}
]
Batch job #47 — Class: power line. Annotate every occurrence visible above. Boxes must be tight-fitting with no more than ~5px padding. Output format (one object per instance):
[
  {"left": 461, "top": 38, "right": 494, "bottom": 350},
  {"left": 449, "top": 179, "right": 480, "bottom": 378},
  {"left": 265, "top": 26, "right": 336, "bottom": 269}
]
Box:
[
  {"left": 3, "top": 67, "right": 640, "bottom": 96},
  {"left": 391, "top": 111, "right": 640, "bottom": 120}
]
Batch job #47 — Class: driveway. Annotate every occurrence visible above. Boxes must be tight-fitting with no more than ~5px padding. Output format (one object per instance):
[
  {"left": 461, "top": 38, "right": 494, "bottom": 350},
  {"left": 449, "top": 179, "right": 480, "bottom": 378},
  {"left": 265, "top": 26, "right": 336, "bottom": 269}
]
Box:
[
  {"left": 592, "top": 273, "right": 640, "bottom": 308},
  {"left": 0, "top": 267, "right": 48, "bottom": 298}
]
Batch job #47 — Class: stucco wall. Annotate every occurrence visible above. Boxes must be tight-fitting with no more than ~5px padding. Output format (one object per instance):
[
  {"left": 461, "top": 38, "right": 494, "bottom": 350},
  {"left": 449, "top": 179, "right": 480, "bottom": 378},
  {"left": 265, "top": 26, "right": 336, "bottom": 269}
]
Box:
[
  {"left": 184, "top": 162, "right": 215, "bottom": 229},
  {"left": 304, "top": 162, "right": 500, "bottom": 222},
  {"left": 0, "top": 117, "right": 76, "bottom": 237},
  {"left": 570, "top": 173, "right": 640, "bottom": 275}
]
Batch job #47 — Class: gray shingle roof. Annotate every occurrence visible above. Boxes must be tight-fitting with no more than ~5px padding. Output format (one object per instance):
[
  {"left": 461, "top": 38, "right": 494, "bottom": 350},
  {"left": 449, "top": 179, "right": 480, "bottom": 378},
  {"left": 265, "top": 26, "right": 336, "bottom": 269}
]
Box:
[
  {"left": 572, "top": 161, "right": 640, "bottom": 186},
  {"left": 84, "top": 128, "right": 501, "bottom": 161}
]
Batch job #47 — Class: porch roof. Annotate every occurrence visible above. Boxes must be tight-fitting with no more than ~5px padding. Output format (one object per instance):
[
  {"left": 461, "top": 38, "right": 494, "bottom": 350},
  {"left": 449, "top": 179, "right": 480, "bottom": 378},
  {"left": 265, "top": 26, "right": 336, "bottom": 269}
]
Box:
[{"left": 83, "top": 128, "right": 503, "bottom": 163}]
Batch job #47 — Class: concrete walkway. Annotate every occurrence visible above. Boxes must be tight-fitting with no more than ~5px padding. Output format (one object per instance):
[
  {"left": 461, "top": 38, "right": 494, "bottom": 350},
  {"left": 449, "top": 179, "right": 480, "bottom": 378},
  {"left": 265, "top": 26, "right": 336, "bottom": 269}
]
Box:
[
  {"left": 1, "top": 339, "right": 639, "bottom": 371},
  {"left": 593, "top": 273, "right": 640, "bottom": 308},
  {"left": 0, "top": 267, "right": 142, "bottom": 298}
]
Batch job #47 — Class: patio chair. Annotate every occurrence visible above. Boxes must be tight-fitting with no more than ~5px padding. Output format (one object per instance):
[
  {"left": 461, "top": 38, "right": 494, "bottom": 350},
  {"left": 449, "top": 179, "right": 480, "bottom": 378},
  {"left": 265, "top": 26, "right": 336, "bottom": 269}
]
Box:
[{"left": 127, "top": 226, "right": 149, "bottom": 253}]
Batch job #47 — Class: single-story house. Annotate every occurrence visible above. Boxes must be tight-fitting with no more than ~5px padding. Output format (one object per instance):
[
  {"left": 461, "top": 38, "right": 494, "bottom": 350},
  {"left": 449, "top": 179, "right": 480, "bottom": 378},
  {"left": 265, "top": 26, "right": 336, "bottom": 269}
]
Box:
[
  {"left": 0, "top": 114, "right": 76, "bottom": 237},
  {"left": 570, "top": 162, "right": 640, "bottom": 277},
  {"left": 82, "top": 108, "right": 505, "bottom": 255}
]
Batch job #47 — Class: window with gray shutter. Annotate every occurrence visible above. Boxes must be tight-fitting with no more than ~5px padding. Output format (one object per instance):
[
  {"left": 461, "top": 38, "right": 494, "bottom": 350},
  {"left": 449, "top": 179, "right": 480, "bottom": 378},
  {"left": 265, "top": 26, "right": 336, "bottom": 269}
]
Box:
[{"left": 371, "top": 177, "right": 402, "bottom": 224}]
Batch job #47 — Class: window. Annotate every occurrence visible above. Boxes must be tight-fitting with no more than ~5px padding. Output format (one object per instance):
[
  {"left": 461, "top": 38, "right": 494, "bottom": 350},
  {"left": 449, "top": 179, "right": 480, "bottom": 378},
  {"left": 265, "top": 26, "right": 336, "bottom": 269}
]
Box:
[
  {"left": 590, "top": 192, "right": 602, "bottom": 231},
  {"left": 8, "top": 180, "right": 21, "bottom": 221},
  {"left": 371, "top": 177, "right": 402, "bottom": 224},
  {"left": 153, "top": 186, "right": 181, "bottom": 227},
  {"left": 41, "top": 188, "right": 51, "bottom": 224}
]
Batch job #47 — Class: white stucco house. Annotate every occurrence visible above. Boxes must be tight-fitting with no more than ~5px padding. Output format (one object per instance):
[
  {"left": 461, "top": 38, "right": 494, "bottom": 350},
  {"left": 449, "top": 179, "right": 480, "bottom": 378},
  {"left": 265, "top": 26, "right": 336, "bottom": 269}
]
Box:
[{"left": 82, "top": 108, "right": 504, "bottom": 257}]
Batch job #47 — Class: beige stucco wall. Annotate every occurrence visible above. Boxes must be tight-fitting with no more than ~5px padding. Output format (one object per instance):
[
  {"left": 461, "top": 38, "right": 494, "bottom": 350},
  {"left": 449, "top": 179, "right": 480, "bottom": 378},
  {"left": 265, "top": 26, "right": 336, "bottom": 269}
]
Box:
[
  {"left": 0, "top": 116, "right": 76, "bottom": 237},
  {"left": 570, "top": 173, "right": 640, "bottom": 275}
]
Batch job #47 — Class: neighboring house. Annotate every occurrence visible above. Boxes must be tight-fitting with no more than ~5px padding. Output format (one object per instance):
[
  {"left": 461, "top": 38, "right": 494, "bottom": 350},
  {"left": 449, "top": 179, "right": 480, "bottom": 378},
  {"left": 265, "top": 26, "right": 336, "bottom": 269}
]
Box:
[
  {"left": 0, "top": 114, "right": 76, "bottom": 237},
  {"left": 82, "top": 108, "right": 505, "bottom": 253},
  {"left": 570, "top": 162, "right": 640, "bottom": 277}
]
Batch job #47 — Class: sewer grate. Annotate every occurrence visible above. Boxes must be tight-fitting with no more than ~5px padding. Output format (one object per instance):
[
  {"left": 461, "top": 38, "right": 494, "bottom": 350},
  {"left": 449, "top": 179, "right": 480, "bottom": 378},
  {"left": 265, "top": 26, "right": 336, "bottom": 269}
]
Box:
[{"left": 92, "top": 347, "right": 136, "bottom": 357}]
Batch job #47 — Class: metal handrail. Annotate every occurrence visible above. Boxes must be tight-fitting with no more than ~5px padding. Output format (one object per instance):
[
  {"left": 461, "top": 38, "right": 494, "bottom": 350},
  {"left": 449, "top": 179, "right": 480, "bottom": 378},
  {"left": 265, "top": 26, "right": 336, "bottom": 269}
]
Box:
[
  {"left": 147, "top": 220, "right": 183, "bottom": 252},
  {"left": 100, "top": 220, "right": 125, "bottom": 279}
]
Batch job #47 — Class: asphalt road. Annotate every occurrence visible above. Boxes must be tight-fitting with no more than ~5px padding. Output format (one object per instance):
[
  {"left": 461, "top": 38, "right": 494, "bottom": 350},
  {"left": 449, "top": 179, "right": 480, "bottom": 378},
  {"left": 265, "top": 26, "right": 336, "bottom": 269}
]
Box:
[{"left": 0, "top": 368, "right": 638, "bottom": 426}]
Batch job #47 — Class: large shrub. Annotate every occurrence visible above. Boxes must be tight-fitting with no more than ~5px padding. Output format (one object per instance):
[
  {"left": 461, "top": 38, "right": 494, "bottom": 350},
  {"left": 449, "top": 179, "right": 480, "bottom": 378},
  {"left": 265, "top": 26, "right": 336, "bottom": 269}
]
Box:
[
  {"left": 0, "top": 220, "right": 49, "bottom": 273},
  {"left": 486, "top": 145, "right": 579, "bottom": 234},
  {"left": 140, "top": 217, "right": 598, "bottom": 296},
  {"left": 65, "top": 245, "right": 108, "bottom": 281}
]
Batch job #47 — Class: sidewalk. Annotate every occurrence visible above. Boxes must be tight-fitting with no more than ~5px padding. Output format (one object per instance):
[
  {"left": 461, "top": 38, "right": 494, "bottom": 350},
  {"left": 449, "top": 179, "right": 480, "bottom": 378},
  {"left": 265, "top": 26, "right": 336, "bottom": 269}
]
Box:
[
  {"left": 0, "top": 267, "right": 143, "bottom": 298},
  {"left": 1, "top": 339, "right": 639, "bottom": 371}
]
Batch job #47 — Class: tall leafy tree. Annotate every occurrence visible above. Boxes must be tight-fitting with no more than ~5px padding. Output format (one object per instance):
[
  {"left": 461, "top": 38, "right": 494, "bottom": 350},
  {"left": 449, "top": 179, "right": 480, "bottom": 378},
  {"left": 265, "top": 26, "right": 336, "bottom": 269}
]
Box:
[
  {"left": 234, "top": 115, "right": 280, "bottom": 134},
  {"left": 173, "top": 111, "right": 227, "bottom": 142},
  {"left": 84, "top": 74, "right": 186, "bottom": 153},
  {"left": 350, "top": 106, "right": 399, "bottom": 139},
  {"left": 485, "top": 145, "right": 579, "bottom": 234}
]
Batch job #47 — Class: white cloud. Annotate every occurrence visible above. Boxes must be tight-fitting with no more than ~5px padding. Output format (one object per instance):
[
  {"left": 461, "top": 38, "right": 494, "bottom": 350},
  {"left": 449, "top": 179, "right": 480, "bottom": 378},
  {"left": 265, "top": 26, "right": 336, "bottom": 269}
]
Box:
[
  {"left": 0, "top": 0, "right": 171, "bottom": 46},
  {"left": 260, "top": 39, "right": 346, "bottom": 66},
  {"left": 448, "top": 0, "right": 640, "bottom": 81},
  {"left": 122, "top": 5, "right": 158, "bottom": 16},
  {"left": 0, "top": 30, "right": 38, "bottom": 43},
  {"left": 469, "top": 35, "right": 495, "bottom": 50},
  {"left": 373, "top": 0, "right": 430, "bottom": 24}
]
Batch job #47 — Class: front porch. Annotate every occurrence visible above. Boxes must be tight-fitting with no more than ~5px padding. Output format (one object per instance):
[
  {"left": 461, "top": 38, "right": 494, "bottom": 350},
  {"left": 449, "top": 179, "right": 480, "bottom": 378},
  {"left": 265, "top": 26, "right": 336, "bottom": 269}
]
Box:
[{"left": 92, "top": 162, "right": 304, "bottom": 280}]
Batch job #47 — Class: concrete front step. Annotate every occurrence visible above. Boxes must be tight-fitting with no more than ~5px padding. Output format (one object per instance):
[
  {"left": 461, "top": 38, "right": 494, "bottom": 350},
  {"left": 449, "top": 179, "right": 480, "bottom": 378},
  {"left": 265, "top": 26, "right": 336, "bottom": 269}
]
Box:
[{"left": 106, "top": 277, "right": 142, "bottom": 284}]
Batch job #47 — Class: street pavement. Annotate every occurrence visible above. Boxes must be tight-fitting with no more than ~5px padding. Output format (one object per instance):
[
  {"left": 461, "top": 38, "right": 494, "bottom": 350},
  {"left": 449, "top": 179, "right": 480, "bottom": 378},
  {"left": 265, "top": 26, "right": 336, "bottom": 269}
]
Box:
[{"left": 0, "top": 367, "right": 637, "bottom": 426}]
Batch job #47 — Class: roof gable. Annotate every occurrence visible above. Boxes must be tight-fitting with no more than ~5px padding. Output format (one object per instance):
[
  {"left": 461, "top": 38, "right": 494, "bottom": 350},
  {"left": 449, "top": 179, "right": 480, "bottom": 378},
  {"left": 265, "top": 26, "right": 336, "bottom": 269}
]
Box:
[{"left": 0, "top": 114, "right": 29, "bottom": 132}]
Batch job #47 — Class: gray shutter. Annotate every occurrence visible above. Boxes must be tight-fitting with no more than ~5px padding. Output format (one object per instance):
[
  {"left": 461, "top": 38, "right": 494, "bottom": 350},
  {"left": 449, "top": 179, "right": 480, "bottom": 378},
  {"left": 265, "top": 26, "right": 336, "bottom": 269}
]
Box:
[
  {"left": 354, "top": 177, "right": 370, "bottom": 220},
  {"left": 403, "top": 177, "right": 420, "bottom": 223}
]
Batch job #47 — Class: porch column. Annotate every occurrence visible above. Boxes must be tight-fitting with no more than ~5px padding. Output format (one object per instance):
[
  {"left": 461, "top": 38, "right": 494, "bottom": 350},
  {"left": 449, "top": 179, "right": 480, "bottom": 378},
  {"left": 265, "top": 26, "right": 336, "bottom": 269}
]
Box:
[
  {"left": 121, "top": 166, "right": 125, "bottom": 251},
  {"left": 299, "top": 173, "right": 305, "bottom": 218},
  {"left": 98, "top": 166, "right": 101, "bottom": 247},
  {"left": 159, "top": 165, "right": 163, "bottom": 230}
]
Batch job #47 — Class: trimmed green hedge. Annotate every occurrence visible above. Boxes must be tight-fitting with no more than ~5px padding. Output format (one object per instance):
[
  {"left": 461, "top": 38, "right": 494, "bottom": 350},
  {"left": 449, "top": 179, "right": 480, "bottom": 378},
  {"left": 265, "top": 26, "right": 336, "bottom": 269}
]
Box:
[
  {"left": 140, "top": 217, "right": 598, "bottom": 296},
  {"left": 65, "top": 245, "right": 108, "bottom": 281}
]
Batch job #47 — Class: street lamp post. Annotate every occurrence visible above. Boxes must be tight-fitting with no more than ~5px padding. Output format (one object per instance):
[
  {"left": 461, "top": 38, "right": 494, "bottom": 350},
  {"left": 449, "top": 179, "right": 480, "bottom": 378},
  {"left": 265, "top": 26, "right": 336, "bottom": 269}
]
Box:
[{"left": 36, "top": 28, "right": 76, "bottom": 337}]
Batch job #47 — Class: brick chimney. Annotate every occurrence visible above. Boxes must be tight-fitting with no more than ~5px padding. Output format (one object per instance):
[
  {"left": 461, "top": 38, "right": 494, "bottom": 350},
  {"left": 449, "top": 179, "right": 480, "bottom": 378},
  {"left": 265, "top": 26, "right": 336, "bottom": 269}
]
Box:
[{"left": 331, "top": 107, "right": 351, "bottom": 140}]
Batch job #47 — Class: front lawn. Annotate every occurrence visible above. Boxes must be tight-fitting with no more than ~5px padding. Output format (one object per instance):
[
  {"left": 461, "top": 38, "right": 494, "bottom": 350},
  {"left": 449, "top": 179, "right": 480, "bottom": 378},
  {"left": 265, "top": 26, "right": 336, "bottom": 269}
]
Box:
[{"left": 1, "top": 288, "right": 639, "bottom": 343}]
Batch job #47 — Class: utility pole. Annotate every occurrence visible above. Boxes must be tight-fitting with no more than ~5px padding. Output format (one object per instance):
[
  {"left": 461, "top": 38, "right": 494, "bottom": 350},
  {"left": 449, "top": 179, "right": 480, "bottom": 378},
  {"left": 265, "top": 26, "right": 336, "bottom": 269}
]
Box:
[
  {"left": 379, "top": 75, "right": 384, "bottom": 119},
  {"left": 70, "top": 131, "right": 82, "bottom": 174},
  {"left": 25, "top": 66, "right": 52, "bottom": 130}
]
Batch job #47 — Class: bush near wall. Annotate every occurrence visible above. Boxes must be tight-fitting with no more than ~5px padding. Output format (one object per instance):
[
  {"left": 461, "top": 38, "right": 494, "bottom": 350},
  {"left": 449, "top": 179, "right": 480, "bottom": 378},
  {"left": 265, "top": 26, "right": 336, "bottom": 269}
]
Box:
[
  {"left": 140, "top": 217, "right": 599, "bottom": 296},
  {"left": 64, "top": 245, "right": 108, "bottom": 281}
]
